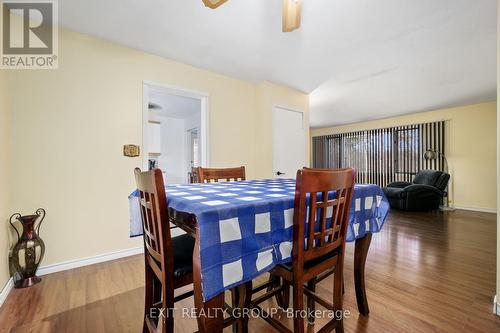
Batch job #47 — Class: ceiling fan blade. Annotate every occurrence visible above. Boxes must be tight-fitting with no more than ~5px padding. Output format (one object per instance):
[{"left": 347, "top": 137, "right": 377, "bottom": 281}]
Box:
[
  {"left": 202, "top": 0, "right": 229, "bottom": 9},
  {"left": 283, "top": 0, "right": 301, "bottom": 32}
]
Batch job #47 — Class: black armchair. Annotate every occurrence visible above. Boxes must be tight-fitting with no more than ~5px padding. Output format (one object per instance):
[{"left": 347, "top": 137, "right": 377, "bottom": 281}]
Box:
[{"left": 383, "top": 170, "right": 450, "bottom": 211}]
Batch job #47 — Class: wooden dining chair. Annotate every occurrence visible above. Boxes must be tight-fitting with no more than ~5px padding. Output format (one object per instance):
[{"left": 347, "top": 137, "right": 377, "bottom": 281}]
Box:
[
  {"left": 269, "top": 167, "right": 354, "bottom": 310},
  {"left": 302, "top": 167, "right": 351, "bottom": 312},
  {"left": 134, "top": 168, "right": 195, "bottom": 333},
  {"left": 251, "top": 168, "right": 355, "bottom": 333},
  {"left": 196, "top": 166, "right": 246, "bottom": 183}
]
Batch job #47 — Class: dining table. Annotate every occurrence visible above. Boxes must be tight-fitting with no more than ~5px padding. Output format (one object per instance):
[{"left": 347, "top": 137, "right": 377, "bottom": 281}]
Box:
[{"left": 129, "top": 178, "right": 390, "bottom": 332}]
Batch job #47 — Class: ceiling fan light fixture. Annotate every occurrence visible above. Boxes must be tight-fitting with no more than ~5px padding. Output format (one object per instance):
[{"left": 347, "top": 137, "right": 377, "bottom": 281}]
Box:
[
  {"left": 283, "top": 0, "right": 302, "bottom": 32},
  {"left": 202, "top": 0, "right": 228, "bottom": 9},
  {"left": 202, "top": 0, "right": 303, "bottom": 32}
]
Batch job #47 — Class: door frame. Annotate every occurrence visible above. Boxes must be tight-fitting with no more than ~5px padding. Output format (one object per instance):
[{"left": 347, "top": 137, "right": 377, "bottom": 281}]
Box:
[
  {"left": 186, "top": 127, "right": 200, "bottom": 172},
  {"left": 272, "top": 104, "right": 308, "bottom": 177},
  {"left": 142, "top": 81, "right": 210, "bottom": 172}
]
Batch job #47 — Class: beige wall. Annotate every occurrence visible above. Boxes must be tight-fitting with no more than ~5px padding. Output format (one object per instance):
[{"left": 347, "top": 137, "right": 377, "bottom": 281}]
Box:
[
  {"left": 311, "top": 102, "right": 497, "bottom": 211},
  {"left": 6, "top": 28, "right": 309, "bottom": 267},
  {"left": 0, "top": 70, "right": 11, "bottom": 290}
]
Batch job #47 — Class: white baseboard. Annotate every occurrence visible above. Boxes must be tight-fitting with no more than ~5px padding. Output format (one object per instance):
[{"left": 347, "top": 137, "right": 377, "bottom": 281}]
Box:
[
  {"left": 453, "top": 206, "right": 497, "bottom": 214},
  {"left": 494, "top": 295, "right": 500, "bottom": 316},
  {"left": 37, "top": 246, "right": 144, "bottom": 276},
  {"left": 0, "top": 277, "right": 14, "bottom": 308}
]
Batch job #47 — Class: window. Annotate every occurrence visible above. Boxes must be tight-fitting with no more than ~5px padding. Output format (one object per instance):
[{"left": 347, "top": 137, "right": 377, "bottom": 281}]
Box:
[
  {"left": 312, "top": 121, "right": 445, "bottom": 187},
  {"left": 343, "top": 134, "right": 368, "bottom": 174},
  {"left": 395, "top": 127, "right": 420, "bottom": 175}
]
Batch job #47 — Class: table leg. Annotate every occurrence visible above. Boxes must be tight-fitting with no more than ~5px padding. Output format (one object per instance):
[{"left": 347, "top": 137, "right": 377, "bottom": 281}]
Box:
[
  {"left": 232, "top": 281, "right": 252, "bottom": 333},
  {"left": 354, "top": 233, "right": 372, "bottom": 316},
  {"left": 193, "top": 232, "right": 225, "bottom": 333}
]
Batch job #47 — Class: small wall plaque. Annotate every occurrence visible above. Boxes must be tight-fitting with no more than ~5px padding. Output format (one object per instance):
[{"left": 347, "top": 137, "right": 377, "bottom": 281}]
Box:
[{"left": 123, "top": 144, "right": 140, "bottom": 157}]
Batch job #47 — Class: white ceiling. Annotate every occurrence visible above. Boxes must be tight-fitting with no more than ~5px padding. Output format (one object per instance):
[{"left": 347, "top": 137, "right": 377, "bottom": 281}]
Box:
[
  {"left": 148, "top": 88, "right": 201, "bottom": 119},
  {"left": 59, "top": 0, "right": 497, "bottom": 127}
]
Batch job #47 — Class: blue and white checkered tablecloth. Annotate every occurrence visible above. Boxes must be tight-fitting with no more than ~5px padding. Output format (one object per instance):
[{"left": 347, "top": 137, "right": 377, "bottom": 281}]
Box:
[{"left": 129, "top": 178, "right": 389, "bottom": 301}]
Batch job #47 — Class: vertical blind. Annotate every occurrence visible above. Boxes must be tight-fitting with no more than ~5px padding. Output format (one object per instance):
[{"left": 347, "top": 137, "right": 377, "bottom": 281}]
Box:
[{"left": 312, "top": 121, "right": 446, "bottom": 187}]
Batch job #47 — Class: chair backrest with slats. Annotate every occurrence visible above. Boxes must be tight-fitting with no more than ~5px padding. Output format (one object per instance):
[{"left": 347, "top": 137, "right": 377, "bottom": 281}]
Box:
[
  {"left": 197, "top": 166, "right": 246, "bottom": 183},
  {"left": 293, "top": 168, "right": 356, "bottom": 264},
  {"left": 134, "top": 168, "right": 173, "bottom": 280}
]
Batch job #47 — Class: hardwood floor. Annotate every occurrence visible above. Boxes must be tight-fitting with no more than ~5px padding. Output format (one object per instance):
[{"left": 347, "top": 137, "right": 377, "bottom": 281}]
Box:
[{"left": 1, "top": 209, "right": 499, "bottom": 332}]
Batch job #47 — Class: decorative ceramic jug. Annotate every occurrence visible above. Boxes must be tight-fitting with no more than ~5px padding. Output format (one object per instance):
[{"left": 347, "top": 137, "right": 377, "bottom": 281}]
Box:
[{"left": 9, "top": 208, "right": 46, "bottom": 288}]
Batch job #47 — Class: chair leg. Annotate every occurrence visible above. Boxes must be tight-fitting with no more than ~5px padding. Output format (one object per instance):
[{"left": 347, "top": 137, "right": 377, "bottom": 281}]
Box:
[
  {"left": 306, "top": 278, "right": 317, "bottom": 325},
  {"left": 162, "top": 295, "right": 175, "bottom": 333},
  {"left": 292, "top": 280, "right": 305, "bottom": 333},
  {"left": 160, "top": 278, "right": 175, "bottom": 333},
  {"left": 153, "top": 277, "right": 162, "bottom": 304},
  {"left": 333, "top": 265, "right": 344, "bottom": 333},
  {"left": 143, "top": 318, "right": 149, "bottom": 333},
  {"left": 279, "top": 280, "right": 290, "bottom": 310},
  {"left": 342, "top": 276, "right": 345, "bottom": 296},
  {"left": 143, "top": 265, "right": 154, "bottom": 333}
]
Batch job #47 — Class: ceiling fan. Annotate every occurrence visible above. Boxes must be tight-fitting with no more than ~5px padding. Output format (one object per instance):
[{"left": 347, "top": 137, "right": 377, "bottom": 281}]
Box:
[{"left": 202, "top": 0, "right": 302, "bottom": 32}]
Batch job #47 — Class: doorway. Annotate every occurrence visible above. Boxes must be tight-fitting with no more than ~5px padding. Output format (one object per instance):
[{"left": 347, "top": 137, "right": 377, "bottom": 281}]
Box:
[{"left": 143, "top": 82, "right": 209, "bottom": 184}]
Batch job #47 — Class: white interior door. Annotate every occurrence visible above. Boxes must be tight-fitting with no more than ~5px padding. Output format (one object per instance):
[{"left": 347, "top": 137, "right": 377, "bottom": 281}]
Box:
[{"left": 273, "top": 106, "right": 306, "bottom": 179}]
